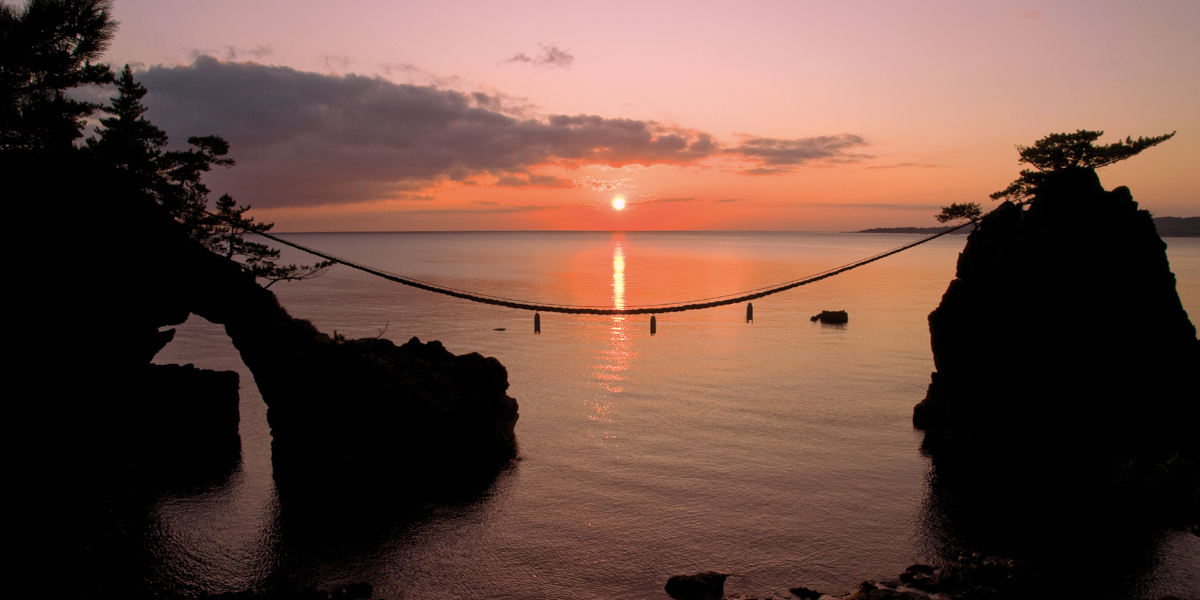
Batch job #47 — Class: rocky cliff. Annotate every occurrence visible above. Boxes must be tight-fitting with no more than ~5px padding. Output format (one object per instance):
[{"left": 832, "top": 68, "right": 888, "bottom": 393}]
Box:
[
  {"left": 6, "top": 155, "right": 518, "bottom": 494},
  {"left": 913, "top": 168, "right": 1198, "bottom": 476}
]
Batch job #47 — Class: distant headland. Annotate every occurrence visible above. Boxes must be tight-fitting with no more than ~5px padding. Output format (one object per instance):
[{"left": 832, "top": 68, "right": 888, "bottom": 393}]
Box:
[
  {"left": 857, "top": 215, "right": 1199, "bottom": 237},
  {"left": 856, "top": 226, "right": 971, "bottom": 234}
]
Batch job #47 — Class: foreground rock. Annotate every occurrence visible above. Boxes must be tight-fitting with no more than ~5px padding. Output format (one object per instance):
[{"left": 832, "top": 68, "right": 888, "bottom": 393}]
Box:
[
  {"left": 774, "top": 555, "right": 1020, "bottom": 600},
  {"left": 201, "top": 582, "right": 375, "bottom": 600},
  {"left": 666, "top": 572, "right": 729, "bottom": 600},
  {"left": 717, "top": 552, "right": 1193, "bottom": 600}
]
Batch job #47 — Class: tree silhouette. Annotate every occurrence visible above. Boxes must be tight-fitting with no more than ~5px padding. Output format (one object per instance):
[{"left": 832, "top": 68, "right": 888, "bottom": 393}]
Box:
[
  {"left": 87, "top": 64, "right": 167, "bottom": 182},
  {"left": 156, "top": 134, "right": 235, "bottom": 240},
  {"left": 2, "top": 0, "right": 332, "bottom": 289},
  {"left": 87, "top": 64, "right": 234, "bottom": 241},
  {"left": 208, "top": 194, "right": 334, "bottom": 288},
  {"left": 1, "top": 0, "right": 116, "bottom": 152},
  {"left": 935, "top": 202, "right": 983, "bottom": 226},
  {"left": 990, "top": 130, "right": 1175, "bottom": 202},
  {"left": 82, "top": 62, "right": 332, "bottom": 286}
]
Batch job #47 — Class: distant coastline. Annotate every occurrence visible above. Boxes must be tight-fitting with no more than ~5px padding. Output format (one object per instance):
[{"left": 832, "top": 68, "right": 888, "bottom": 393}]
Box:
[
  {"left": 857, "top": 216, "right": 1200, "bottom": 237},
  {"left": 1152, "top": 216, "right": 1200, "bottom": 237},
  {"left": 855, "top": 226, "right": 969, "bottom": 235}
]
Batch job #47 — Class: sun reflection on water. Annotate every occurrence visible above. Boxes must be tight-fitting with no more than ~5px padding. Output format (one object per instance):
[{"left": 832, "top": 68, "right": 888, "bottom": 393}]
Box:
[
  {"left": 603, "top": 235, "right": 635, "bottom": 392},
  {"left": 611, "top": 241, "right": 625, "bottom": 310},
  {"left": 587, "top": 234, "right": 639, "bottom": 442}
]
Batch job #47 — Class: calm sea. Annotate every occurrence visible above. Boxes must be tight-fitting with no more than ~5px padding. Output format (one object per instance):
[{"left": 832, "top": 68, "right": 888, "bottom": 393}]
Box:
[{"left": 149, "top": 232, "right": 1200, "bottom": 599}]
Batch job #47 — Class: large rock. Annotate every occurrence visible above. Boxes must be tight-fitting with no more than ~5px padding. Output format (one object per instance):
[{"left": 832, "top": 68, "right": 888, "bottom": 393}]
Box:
[
  {"left": 913, "top": 167, "right": 1198, "bottom": 474},
  {"left": 665, "top": 571, "right": 728, "bottom": 600},
  {"left": 5, "top": 156, "right": 518, "bottom": 495}
]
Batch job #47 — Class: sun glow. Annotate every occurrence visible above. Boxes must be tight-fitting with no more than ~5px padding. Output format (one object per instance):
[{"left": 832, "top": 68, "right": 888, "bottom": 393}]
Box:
[{"left": 612, "top": 197, "right": 626, "bottom": 210}]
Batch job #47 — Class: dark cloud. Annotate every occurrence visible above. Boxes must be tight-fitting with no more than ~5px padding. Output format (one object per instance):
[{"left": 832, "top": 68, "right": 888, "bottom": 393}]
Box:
[
  {"left": 397, "top": 204, "right": 561, "bottom": 215},
  {"left": 643, "top": 197, "right": 697, "bottom": 204},
  {"left": 715, "top": 198, "right": 741, "bottom": 203},
  {"left": 187, "top": 45, "right": 272, "bottom": 62},
  {"left": 138, "top": 57, "right": 866, "bottom": 208},
  {"left": 502, "top": 44, "right": 575, "bottom": 69},
  {"left": 731, "top": 134, "right": 868, "bottom": 168},
  {"left": 575, "top": 177, "right": 635, "bottom": 192},
  {"left": 801, "top": 203, "right": 943, "bottom": 210},
  {"left": 496, "top": 173, "right": 574, "bottom": 188},
  {"left": 865, "top": 162, "right": 947, "bottom": 169},
  {"left": 318, "top": 54, "right": 354, "bottom": 72}
]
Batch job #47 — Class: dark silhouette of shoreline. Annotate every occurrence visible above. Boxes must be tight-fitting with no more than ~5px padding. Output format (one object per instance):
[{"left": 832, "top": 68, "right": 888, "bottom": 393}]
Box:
[{"left": 858, "top": 215, "right": 1200, "bottom": 236}]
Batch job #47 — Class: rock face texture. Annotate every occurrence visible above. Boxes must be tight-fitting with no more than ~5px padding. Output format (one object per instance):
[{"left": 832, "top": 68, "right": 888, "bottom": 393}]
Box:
[{"left": 913, "top": 168, "right": 1198, "bottom": 469}]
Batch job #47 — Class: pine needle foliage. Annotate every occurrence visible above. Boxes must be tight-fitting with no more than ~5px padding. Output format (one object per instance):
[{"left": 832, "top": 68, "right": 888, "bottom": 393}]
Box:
[
  {"left": 935, "top": 202, "right": 983, "bottom": 225},
  {"left": 0, "top": 0, "right": 117, "bottom": 151},
  {"left": 2, "top": 0, "right": 332, "bottom": 289},
  {"left": 990, "top": 130, "right": 1175, "bottom": 202},
  {"left": 208, "top": 194, "right": 334, "bottom": 288}
]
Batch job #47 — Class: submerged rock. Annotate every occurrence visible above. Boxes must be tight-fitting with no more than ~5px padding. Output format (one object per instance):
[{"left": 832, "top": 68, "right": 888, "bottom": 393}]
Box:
[
  {"left": 776, "top": 555, "right": 1020, "bottom": 600},
  {"left": 788, "top": 586, "right": 822, "bottom": 600},
  {"left": 810, "top": 310, "right": 849, "bottom": 324},
  {"left": 666, "top": 571, "right": 729, "bottom": 600}
]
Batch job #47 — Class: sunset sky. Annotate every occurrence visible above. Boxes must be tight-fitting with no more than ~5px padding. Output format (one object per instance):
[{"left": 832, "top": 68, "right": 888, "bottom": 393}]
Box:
[{"left": 87, "top": 0, "right": 1199, "bottom": 231}]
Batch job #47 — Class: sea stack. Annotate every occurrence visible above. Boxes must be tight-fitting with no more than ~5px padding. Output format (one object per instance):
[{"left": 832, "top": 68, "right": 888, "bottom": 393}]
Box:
[{"left": 913, "top": 168, "right": 1198, "bottom": 474}]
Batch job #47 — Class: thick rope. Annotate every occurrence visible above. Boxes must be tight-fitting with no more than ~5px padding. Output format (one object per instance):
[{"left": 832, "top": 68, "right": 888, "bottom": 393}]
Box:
[{"left": 253, "top": 222, "right": 973, "bottom": 315}]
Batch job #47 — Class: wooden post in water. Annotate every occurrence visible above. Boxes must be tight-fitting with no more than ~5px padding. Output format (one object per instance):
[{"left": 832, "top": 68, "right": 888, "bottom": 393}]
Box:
[
  {"left": 746, "top": 302, "right": 754, "bottom": 323},
  {"left": 650, "top": 315, "right": 657, "bottom": 336},
  {"left": 534, "top": 312, "right": 541, "bottom": 334}
]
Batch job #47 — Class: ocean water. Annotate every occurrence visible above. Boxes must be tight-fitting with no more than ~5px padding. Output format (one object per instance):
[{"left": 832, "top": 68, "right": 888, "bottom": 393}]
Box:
[{"left": 149, "top": 232, "right": 1200, "bottom": 599}]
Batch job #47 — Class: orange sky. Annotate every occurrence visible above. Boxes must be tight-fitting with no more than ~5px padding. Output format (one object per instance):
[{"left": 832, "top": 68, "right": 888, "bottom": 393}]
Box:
[{"left": 86, "top": 0, "right": 1199, "bottom": 230}]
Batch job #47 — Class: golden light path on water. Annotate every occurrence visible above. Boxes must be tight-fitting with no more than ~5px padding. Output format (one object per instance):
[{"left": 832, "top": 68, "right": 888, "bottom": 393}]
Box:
[{"left": 589, "top": 235, "right": 635, "bottom": 440}]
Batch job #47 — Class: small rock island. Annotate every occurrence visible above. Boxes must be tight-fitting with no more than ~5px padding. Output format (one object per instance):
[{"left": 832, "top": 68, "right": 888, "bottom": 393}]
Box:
[{"left": 913, "top": 131, "right": 1199, "bottom": 564}]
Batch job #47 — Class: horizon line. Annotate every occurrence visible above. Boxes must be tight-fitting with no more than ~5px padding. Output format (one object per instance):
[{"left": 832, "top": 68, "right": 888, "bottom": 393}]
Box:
[{"left": 263, "top": 228, "right": 943, "bottom": 235}]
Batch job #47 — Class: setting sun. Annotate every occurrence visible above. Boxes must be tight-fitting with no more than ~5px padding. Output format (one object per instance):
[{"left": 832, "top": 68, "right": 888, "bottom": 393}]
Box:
[{"left": 612, "top": 197, "right": 626, "bottom": 210}]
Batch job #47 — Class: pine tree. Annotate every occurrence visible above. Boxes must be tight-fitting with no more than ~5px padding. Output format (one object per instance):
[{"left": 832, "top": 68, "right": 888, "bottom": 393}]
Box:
[
  {"left": 990, "top": 130, "right": 1175, "bottom": 203},
  {"left": 935, "top": 202, "right": 983, "bottom": 226},
  {"left": 87, "top": 64, "right": 167, "bottom": 183},
  {"left": 5, "top": 0, "right": 332, "bottom": 289},
  {"left": 87, "top": 65, "right": 234, "bottom": 241},
  {"left": 156, "top": 134, "right": 235, "bottom": 241},
  {"left": 208, "top": 194, "right": 334, "bottom": 288},
  {"left": 88, "top": 67, "right": 332, "bottom": 287},
  {"left": 1, "top": 0, "right": 117, "bottom": 152}
]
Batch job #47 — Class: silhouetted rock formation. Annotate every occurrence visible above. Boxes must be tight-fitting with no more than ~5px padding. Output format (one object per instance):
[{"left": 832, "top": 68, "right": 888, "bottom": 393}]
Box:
[
  {"left": 858, "top": 216, "right": 1197, "bottom": 237},
  {"left": 120, "top": 363, "right": 242, "bottom": 487},
  {"left": 132, "top": 364, "right": 240, "bottom": 443},
  {"left": 6, "top": 156, "right": 244, "bottom": 486},
  {"left": 148, "top": 192, "right": 519, "bottom": 491},
  {"left": 912, "top": 168, "right": 1198, "bottom": 524},
  {"left": 810, "top": 310, "right": 849, "bottom": 324},
  {"left": 7, "top": 154, "right": 518, "bottom": 498},
  {"left": 665, "top": 571, "right": 728, "bottom": 600}
]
